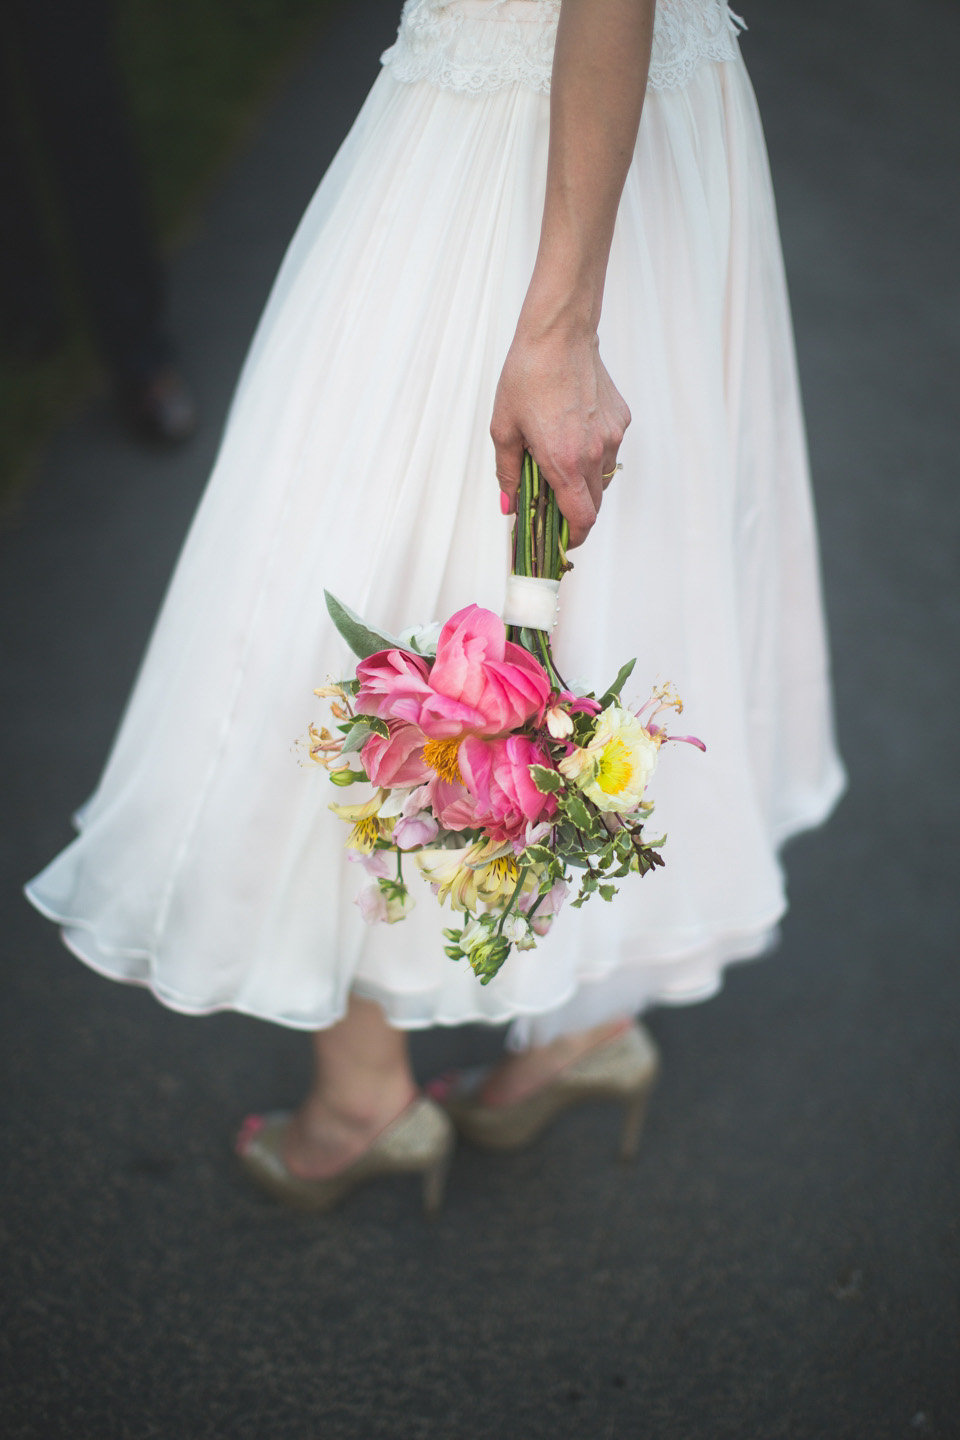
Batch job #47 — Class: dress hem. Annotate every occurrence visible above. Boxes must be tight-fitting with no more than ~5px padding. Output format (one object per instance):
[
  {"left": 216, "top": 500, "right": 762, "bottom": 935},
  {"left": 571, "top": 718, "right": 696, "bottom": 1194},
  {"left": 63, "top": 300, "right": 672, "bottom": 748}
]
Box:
[{"left": 23, "top": 764, "right": 845, "bottom": 1034}]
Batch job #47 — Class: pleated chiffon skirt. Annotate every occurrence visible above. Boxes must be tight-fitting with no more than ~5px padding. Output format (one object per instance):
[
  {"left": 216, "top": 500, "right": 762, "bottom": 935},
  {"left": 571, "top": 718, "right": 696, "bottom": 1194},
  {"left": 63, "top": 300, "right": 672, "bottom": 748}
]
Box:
[{"left": 26, "top": 42, "right": 846, "bottom": 1041}]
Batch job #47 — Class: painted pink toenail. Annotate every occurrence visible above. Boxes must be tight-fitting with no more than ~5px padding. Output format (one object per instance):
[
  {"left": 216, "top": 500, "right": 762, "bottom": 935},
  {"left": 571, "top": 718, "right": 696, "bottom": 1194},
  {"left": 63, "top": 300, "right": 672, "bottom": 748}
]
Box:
[
  {"left": 235, "top": 1114, "right": 264, "bottom": 1155},
  {"left": 425, "top": 1073, "right": 455, "bottom": 1102}
]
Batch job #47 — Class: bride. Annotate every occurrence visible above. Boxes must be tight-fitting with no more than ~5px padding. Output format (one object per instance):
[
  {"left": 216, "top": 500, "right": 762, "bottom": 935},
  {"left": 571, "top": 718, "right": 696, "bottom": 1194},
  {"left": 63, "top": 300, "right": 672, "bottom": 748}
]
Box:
[{"left": 25, "top": 0, "right": 845, "bottom": 1212}]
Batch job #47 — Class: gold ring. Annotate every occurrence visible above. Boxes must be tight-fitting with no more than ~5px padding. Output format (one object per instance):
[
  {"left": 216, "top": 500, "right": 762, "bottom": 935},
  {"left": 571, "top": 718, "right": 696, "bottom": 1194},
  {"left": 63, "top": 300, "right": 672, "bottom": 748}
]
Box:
[{"left": 602, "top": 463, "right": 623, "bottom": 480}]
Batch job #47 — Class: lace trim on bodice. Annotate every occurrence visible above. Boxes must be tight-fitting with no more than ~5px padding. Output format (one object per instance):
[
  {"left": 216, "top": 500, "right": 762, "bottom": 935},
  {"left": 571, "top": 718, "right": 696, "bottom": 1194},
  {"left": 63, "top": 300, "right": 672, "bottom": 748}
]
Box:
[{"left": 381, "top": 0, "right": 746, "bottom": 96}]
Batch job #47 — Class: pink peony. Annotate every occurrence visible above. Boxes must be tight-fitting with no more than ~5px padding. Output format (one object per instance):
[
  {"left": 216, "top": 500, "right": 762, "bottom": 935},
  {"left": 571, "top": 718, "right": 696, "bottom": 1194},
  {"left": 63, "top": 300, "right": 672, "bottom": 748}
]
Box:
[
  {"left": 457, "top": 734, "right": 558, "bottom": 845},
  {"left": 355, "top": 605, "right": 551, "bottom": 741},
  {"left": 353, "top": 648, "right": 433, "bottom": 720},
  {"left": 361, "top": 719, "right": 432, "bottom": 789},
  {"left": 427, "top": 778, "right": 482, "bottom": 834},
  {"left": 360, "top": 725, "right": 479, "bottom": 834}
]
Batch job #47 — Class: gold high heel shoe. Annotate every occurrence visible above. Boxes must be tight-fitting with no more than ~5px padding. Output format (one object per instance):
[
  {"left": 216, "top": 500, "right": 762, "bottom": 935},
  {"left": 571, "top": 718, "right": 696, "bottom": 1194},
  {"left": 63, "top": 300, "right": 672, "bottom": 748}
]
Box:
[
  {"left": 235, "top": 1095, "right": 455, "bottom": 1216},
  {"left": 428, "top": 1022, "right": 659, "bottom": 1161}
]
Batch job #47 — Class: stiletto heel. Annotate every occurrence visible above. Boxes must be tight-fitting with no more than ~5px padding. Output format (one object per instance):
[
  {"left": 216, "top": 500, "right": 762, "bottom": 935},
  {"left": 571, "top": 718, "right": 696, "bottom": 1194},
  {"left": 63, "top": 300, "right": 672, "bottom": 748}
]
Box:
[
  {"left": 431, "top": 1022, "right": 660, "bottom": 1159},
  {"left": 236, "top": 1095, "right": 455, "bottom": 1214},
  {"left": 422, "top": 1142, "right": 453, "bottom": 1218},
  {"left": 618, "top": 1079, "right": 655, "bottom": 1162}
]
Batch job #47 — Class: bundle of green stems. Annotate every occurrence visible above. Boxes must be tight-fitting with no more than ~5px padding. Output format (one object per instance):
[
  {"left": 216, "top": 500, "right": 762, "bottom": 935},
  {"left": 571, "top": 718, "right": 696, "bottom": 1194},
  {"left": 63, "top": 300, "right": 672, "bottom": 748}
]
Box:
[{"left": 507, "top": 451, "right": 571, "bottom": 690}]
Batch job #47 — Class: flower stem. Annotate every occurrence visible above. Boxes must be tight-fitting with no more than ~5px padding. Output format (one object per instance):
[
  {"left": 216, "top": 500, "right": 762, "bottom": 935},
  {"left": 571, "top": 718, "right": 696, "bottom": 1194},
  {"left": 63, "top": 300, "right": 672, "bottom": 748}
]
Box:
[
  {"left": 497, "top": 866, "right": 529, "bottom": 934},
  {"left": 507, "top": 451, "right": 570, "bottom": 690}
]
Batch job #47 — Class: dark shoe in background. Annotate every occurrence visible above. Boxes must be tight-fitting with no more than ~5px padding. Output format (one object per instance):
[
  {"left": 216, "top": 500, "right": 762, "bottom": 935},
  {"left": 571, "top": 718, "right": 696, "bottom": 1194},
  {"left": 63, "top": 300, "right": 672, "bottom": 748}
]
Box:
[{"left": 119, "top": 364, "right": 198, "bottom": 445}]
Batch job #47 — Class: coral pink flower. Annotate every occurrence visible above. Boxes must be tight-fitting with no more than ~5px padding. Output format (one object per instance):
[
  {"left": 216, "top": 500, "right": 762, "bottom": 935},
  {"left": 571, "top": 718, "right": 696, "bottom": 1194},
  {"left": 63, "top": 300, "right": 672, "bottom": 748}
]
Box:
[
  {"left": 361, "top": 722, "right": 479, "bottom": 834},
  {"left": 353, "top": 648, "right": 433, "bottom": 720},
  {"left": 457, "top": 734, "right": 558, "bottom": 845},
  {"left": 355, "top": 605, "right": 551, "bottom": 741},
  {"left": 361, "top": 719, "right": 432, "bottom": 789},
  {"left": 429, "top": 780, "right": 481, "bottom": 833}
]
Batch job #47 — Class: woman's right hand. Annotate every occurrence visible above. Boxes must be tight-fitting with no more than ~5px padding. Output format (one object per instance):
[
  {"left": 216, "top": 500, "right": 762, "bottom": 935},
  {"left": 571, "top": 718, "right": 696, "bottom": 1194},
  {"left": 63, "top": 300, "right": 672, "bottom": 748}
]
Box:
[{"left": 490, "top": 319, "right": 630, "bottom": 548}]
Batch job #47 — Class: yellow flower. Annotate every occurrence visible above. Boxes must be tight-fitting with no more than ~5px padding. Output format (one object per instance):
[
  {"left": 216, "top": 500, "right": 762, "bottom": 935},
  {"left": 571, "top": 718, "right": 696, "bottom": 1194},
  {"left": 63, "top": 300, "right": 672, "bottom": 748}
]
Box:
[
  {"left": 415, "top": 844, "right": 484, "bottom": 911},
  {"left": 305, "top": 723, "right": 344, "bottom": 769},
  {"left": 329, "top": 789, "right": 392, "bottom": 853},
  {"left": 416, "top": 839, "right": 527, "bottom": 913},
  {"left": 558, "top": 705, "right": 660, "bottom": 813}
]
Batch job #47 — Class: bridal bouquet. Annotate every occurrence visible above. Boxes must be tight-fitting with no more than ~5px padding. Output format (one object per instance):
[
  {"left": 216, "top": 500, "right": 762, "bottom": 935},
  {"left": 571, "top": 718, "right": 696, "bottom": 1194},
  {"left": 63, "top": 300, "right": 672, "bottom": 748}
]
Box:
[{"left": 307, "top": 456, "right": 703, "bottom": 983}]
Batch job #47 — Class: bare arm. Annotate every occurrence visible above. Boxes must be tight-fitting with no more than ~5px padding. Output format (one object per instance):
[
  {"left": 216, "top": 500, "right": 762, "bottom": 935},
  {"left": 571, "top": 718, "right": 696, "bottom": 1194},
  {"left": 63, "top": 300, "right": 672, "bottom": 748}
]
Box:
[{"left": 491, "top": 0, "right": 656, "bottom": 547}]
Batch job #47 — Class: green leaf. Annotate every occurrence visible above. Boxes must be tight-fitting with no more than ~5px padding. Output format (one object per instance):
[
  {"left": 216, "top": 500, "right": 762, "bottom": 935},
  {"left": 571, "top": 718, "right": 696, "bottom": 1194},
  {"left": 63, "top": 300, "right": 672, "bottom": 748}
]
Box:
[
  {"left": 598, "top": 883, "right": 618, "bottom": 902},
  {"left": 529, "top": 763, "right": 563, "bottom": 795},
  {"left": 325, "top": 590, "right": 415, "bottom": 661},
  {"left": 563, "top": 794, "right": 592, "bottom": 830},
  {"left": 599, "top": 657, "right": 636, "bottom": 707},
  {"left": 523, "top": 844, "right": 557, "bottom": 866},
  {"left": 339, "top": 715, "right": 390, "bottom": 755},
  {"left": 339, "top": 721, "right": 373, "bottom": 754}
]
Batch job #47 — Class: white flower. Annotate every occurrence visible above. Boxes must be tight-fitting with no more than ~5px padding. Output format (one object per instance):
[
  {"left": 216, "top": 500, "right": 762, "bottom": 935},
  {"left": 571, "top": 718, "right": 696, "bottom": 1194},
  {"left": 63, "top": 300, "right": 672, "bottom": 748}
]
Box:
[
  {"left": 355, "top": 880, "right": 414, "bottom": 925},
  {"left": 377, "top": 787, "right": 414, "bottom": 819},
  {"left": 558, "top": 705, "right": 659, "bottom": 813},
  {"left": 545, "top": 704, "right": 574, "bottom": 740},
  {"left": 397, "top": 621, "right": 444, "bottom": 657},
  {"left": 383, "top": 887, "right": 415, "bottom": 923},
  {"left": 459, "top": 917, "right": 487, "bottom": 951},
  {"left": 502, "top": 912, "right": 535, "bottom": 949}
]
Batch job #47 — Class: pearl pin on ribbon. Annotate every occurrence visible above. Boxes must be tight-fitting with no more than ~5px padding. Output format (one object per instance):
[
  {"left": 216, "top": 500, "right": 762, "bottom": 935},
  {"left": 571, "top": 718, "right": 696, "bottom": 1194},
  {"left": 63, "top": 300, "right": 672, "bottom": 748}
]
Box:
[{"left": 502, "top": 574, "right": 561, "bottom": 631}]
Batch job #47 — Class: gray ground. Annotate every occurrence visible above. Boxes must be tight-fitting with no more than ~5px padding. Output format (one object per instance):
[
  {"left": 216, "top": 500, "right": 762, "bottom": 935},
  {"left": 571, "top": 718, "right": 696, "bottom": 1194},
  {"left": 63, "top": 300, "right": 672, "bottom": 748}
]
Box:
[{"left": 1, "top": 1, "right": 958, "bottom": 1436}]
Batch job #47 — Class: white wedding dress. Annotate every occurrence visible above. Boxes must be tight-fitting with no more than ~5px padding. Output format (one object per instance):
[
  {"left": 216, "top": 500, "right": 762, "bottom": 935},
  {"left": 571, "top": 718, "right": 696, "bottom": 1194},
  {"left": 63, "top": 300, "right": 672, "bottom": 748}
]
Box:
[{"left": 26, "top": 0, "right": 846, "bottom": 1044}]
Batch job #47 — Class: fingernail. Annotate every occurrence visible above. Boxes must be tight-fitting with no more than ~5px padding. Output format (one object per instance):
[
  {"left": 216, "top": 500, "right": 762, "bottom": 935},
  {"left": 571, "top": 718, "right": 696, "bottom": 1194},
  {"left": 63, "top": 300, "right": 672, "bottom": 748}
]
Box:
[{"left": 499, "top": 492, "right": 511, "bottom": 516}]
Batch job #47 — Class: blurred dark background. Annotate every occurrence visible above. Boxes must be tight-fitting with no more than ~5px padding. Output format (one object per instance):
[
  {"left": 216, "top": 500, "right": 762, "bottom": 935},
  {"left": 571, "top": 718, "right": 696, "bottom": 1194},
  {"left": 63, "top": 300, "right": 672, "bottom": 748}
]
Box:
[
  {"left": 0, "top": 0, "right": 336, "bottom": 485},
  {"left": 1, "top": 2, "right": 958, "bottom": 1438}
]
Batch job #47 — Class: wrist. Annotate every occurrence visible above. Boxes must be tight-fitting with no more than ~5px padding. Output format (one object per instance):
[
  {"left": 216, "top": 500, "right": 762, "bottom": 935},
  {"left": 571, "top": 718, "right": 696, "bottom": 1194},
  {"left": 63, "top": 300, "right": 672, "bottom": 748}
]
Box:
[
  {"left": 515, "top": 278, "right": 602, "bottom": 346},
  {"left": 518, "top": 236, "right": 608, "bottom": 340}
]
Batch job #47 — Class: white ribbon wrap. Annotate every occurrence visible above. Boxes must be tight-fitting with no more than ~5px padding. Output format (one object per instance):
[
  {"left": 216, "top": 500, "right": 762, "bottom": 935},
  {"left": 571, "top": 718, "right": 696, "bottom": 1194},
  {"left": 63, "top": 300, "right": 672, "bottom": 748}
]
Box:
[{"left": 502, "top": 574, "right": 561, "bottom": 631}]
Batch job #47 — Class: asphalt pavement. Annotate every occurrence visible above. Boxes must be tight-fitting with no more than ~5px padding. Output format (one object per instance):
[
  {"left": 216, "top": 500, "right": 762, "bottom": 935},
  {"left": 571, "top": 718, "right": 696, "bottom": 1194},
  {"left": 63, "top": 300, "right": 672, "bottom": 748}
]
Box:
[{"left": 1, "top": 2, "right": 958, "bottom": 1437}]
